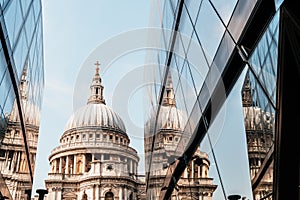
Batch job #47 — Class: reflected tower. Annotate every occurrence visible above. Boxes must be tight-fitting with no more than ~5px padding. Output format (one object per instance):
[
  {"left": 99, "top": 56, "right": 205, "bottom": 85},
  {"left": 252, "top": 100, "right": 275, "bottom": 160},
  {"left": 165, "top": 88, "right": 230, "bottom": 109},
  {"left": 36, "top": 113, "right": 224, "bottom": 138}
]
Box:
[
  {"left": 0, "top": 68, "right": 41, "bottom": 199},
  {"left": 144, "top": 73, "right": 217, "bottom": 200},
  {"left": 241, "top": 72, "right": 274, "bottom": 200}
]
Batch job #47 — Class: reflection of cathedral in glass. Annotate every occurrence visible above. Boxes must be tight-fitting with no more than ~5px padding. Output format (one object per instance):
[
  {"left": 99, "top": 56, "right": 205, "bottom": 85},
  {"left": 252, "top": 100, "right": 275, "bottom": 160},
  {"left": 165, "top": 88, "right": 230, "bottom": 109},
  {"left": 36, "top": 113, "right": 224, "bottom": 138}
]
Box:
[
  {"left": 45, "top": 63, "right": 145, "bottom": 200},
  {"left": 144, "top": 73, "right": 217, "bottom": 200},
  {"left": 0, "top": 0, "right": 44, "bottom": 198},
  {"left": 241, "top": 72, "right": 274, "bottom": 200},
  {"left": 0, "top": 68, "right": 41, "bottom": 199}
]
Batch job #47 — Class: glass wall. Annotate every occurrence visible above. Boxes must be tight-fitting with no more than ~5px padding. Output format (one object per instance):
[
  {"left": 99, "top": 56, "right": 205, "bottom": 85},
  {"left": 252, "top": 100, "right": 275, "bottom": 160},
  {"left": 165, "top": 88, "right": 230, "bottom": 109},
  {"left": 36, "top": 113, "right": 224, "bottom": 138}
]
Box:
[
  {"left": 145, "top": 0, "right": 281, "bottom": 199},
  {"left": 0, "top": 0, "right": 44, "bottom": 199},
  {"left": 241, "top": 11, "right": 279, "bottom": 200}
]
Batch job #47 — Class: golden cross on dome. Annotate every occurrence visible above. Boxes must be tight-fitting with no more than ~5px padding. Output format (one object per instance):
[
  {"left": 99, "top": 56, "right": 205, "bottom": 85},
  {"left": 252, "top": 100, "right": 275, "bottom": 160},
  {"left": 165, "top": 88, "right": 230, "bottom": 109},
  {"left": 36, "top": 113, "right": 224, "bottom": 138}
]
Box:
[{"left": 94, "top": 61, "right": 100, "bottom": 74}]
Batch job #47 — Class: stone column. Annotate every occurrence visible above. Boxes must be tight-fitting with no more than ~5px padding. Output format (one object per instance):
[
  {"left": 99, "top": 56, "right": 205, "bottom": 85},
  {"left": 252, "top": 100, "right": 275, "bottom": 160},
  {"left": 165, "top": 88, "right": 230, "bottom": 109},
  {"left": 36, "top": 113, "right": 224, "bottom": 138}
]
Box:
[
  {"left": 54, "top": 159, "right": 57, "bottom": 173},
  {"left": 4, "top": 151, "right": 8, "bottom": 171},
  {"left": 93, "top": 185, "right": 96, "bottom": 200},
  {"left": 124, "top": 187, "right": 128, "bottom": 199},
  {"left": 95, "top": 185, "right": 100, "bottom": 200},
  {"left": 0, "top": 152, "right": 4, "bottom": 170},
  {"left": 201, "top": 166, "right": 206, "bottom": 178},
  {"left": 15, "top": 151, "right": 20, "bottom": 172},
  {"left": 130, "top": 159, "right": 133, "bottom": 174},
  {"left": 66, "top": 156, "right": 69, "bottom": 174},
  {"left": 184, "top": 167, "right": 188, "bottom": 178},
  {"left": 191, "top": 161, "right": 194, "bottom": 180},
  {"left": 11, "top": 151, "right": 18, "bottom": 172},
  {"left": 73, "top": 155, "right": 77, "bottom": 174},
  {"left": 198, "top": 165, "right": 201, "bottom": 178},
  {"left": 53, "top": 188, "right": 57, "bottom": 200},
  {"left": 83, "top": 154, "right": 86, "bottom": 173},
  {"left": 57, "top": 188, "right": 62, "bottom": 200},
  {"left": 119, "top": 187, "right": 123, "bottom": 200},
  {"left": 134, "top": 162, "right": 137, "bottom": 177},
  {"left": 59, "top": 157, "right": 62, "bottom": 173}
]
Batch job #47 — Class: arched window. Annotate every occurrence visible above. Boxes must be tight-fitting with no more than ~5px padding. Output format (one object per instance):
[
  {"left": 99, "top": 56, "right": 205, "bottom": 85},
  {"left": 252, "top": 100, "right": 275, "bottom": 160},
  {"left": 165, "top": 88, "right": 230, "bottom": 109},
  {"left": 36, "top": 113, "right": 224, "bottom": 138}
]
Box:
[{"left": 105, "top": 192, "right": 114, "bottom": 200}]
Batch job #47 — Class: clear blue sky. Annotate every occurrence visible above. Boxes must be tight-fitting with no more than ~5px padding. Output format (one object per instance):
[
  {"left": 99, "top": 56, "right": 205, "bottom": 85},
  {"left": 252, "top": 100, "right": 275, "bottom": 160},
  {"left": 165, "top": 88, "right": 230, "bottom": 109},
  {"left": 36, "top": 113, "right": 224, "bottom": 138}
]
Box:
[{"left": 33, "top": 1, "right": 253, "bottom": 199}]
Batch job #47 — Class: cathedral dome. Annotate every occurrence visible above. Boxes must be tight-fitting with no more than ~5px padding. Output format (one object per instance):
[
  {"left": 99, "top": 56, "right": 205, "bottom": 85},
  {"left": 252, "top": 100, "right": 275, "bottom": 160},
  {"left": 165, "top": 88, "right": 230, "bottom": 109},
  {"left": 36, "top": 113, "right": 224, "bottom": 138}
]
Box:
[
  {"left": 8, "top": 100, "right": 41, "bottom": 127},
  {"left": 64, "top": 103, "right": 126, "bottom": 134},
  {"left": 146, "top": 105, "right": 187, "bottom": 133},
  {"left": 145, "top": 74, "right": 188, "bottom": 133},
  {"left": 8, "top": 68, "right": 41, "bottom": 127},
  {"left": 63, "top": 61, "right": 126, "bottom": 135},
  {"left": 243, "top": 106, "right": 274, "bottom": 131}
]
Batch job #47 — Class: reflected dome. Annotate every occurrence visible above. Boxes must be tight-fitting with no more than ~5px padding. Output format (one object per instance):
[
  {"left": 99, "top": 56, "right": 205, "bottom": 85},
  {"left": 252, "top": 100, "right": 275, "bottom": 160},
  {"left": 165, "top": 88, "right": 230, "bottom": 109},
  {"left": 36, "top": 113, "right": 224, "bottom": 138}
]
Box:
[
  {"left": 145, "top": 74, "right": 188, "bottom": 134},
  {"left": 8, "top": 98, "right": 41, "bottom": 127},
  {"left": 146, "top": 105, "right": 188, "bottom": 134}
]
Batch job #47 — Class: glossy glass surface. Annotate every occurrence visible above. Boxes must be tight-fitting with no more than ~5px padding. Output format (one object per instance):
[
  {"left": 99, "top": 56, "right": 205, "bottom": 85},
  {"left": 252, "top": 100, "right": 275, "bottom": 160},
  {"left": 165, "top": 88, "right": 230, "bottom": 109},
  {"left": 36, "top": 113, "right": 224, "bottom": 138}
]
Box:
[
  {"left": 146, "top": 0, "right": 280, "bottom": 199},
  {"left": 0, "top": 0, "right": 44, "bottom": 198}
]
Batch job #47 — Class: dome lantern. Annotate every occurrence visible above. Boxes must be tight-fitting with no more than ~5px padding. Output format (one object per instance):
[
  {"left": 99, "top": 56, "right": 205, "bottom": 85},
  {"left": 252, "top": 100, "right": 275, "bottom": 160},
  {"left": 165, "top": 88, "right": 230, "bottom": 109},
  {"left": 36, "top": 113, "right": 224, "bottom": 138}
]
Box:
[
  {"left": 87, "top": 61, "right": 105, "bottom": 104},
  {"left": 162, "top": 72, "right": 176, "bottom": 107},
  {"left": 63, "top": 61, "right": 127, "bottom": 135}
]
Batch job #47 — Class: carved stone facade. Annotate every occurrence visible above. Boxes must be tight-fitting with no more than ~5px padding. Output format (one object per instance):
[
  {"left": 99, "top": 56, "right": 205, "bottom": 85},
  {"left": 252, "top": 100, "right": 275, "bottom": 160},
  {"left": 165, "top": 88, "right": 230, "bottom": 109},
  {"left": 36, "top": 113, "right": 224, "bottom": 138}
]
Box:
[{"left": 45, "top": 63, "right": 145, "bottom": 200}]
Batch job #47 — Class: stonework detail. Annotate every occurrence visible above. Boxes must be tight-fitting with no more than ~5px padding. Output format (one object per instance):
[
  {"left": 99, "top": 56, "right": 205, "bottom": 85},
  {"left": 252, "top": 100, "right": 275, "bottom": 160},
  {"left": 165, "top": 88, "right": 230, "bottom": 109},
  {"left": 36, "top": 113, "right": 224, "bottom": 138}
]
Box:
[{"left": 45, "top": 63, "right": 145, "bottom": 200}]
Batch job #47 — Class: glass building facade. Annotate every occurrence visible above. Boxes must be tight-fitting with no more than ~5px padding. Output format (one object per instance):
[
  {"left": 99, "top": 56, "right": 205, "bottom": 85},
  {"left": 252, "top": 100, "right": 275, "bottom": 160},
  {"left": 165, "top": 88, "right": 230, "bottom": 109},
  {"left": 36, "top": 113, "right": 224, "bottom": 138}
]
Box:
[
  {"left": 0, "top": 0, "right": 44, "bottom": 199},
  {"left": 145, "top": 0, "right": 299, "bottom": 199}
]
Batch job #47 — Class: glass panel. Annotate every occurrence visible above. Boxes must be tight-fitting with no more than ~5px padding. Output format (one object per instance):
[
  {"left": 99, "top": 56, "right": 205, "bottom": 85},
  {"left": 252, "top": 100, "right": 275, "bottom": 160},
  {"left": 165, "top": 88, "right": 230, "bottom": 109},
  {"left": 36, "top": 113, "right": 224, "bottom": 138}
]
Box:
[
  {"left": 162, "top": 0, "right": 176, "bottom": 30},
  {"left": 195, "top": 0, "right": 225, "bottom": 66},
  {"left": 178, "top": 6, "right": 194, "bottom": 46},
  {"left": 274, "top": 0, "right": 284, "bottom": 10},
  {"left": 199, "top": 71, "right": 253, "bottom": 200},
  {"left": 25, "top": 6, "right": 36, "bottom": 45},
  {"left": 184, "top": 0, "right": 202, "bottom": 25},
  {"left": 186, "top": 32, "right": 209, "bottom": 79},
  {"left": 0, "top": 50, "right": 7, "bottom": 83},
  {"left": 228, "top": 0, "right": 257, "bottom": 42},
  {"left": 214, "top": 31, "right": 235, "bottom": 73},
  {"left": 0, "top": 0, "right": 5, "bottom": 6},
  {"left": 3, "top": 0, "right": 23, "bottom": 47},
  {"left": 210, "top": 0, "right": 238, "bottom": 26},
  {"left": 248, "top": 12, "right": 279, "bottom": 105},
  {"left": 33, "top": 0, "right": 41, "bottom": 23},
  {"left": 20, "top": 0, "right": 31, "bottom": 17},
  {"left": 2, "top": 85, "right": 14, "bottom": 116},
  {"left": 0, "top": 73, "right": 12, "bottom": 112},
  {"left": 13, "top": 30, "right": 29, "bottom": 78},
  {"left": 168, "top": 0, "right": 178, "bottom": 15}
]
